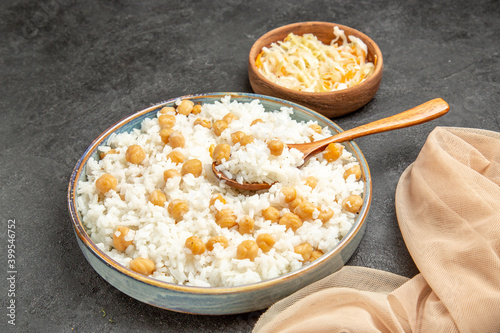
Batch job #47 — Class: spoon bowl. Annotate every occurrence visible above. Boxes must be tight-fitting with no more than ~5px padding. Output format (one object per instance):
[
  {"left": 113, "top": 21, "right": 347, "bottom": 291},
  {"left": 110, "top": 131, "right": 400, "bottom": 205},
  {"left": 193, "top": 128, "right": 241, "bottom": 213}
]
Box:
[{"left": 212, "top": 98, "right": 449, "bottom": 190}]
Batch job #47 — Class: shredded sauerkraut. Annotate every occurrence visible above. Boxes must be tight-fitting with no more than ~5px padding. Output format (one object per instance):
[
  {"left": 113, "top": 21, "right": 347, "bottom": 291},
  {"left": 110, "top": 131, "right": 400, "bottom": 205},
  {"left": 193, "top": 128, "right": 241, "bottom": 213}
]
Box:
[{"left": 256, "top": 26, "right": 375, "bottom": 92}]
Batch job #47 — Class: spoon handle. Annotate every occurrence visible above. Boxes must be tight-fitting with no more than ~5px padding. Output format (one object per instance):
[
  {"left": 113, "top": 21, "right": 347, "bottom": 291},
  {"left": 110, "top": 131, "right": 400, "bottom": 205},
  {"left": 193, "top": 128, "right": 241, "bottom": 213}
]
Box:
[{"left": 292, "top": 98, "right": 450, "bottom": 155}]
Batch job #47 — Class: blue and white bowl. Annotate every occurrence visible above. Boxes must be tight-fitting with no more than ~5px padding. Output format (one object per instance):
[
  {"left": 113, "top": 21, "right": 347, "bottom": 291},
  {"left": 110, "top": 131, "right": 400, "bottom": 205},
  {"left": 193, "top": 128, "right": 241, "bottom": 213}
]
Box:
[{"left": 67, "top": 92, "right": 372, "bottom": 314}]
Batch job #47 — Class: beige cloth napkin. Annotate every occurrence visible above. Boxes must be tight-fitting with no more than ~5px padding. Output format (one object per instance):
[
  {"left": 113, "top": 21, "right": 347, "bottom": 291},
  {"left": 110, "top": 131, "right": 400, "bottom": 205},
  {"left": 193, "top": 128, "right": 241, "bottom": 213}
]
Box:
[{"left": 254, "top": 127, "right": 500, "bottom": 333}]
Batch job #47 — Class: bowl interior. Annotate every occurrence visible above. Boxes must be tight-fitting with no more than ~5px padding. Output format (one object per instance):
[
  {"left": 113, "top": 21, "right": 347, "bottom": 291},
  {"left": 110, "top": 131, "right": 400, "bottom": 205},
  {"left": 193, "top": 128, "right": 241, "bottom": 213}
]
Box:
[
  {"left": 68, "top": 92, "right": 372, "bottom": 312},
  {"left": 250, "top": 22, "right": 381, "bottom": 64}
]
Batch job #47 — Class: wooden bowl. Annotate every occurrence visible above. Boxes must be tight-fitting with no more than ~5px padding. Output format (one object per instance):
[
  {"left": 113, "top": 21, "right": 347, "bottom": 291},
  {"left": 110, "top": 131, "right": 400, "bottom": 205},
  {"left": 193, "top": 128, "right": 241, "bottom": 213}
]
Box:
[{"left": 248, "top": 22, "right": 383, "bottom": 118}]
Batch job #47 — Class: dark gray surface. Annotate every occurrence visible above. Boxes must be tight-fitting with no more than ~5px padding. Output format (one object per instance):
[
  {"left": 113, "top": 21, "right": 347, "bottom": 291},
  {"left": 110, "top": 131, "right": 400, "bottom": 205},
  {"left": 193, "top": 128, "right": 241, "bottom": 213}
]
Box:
[{"left": 1, "top": 0, "right": 499, "bottom": 331}]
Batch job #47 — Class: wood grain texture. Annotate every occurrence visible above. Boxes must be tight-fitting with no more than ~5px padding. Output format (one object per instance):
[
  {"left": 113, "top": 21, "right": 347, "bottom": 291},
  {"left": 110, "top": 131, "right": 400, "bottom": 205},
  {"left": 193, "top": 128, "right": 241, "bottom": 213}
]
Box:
[
  {"left": 288, "top": 98, "right": 450, "bottom": 158},
  {"left": 248, "top": 22, "right": 384, "bottom": 118}
]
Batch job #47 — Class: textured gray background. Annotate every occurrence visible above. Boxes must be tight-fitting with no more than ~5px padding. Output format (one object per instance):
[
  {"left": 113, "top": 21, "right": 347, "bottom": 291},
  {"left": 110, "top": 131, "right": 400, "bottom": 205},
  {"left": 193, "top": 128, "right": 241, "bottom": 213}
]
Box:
[{"left": 1, "top": 0, "right": 499, "bottom": 332}]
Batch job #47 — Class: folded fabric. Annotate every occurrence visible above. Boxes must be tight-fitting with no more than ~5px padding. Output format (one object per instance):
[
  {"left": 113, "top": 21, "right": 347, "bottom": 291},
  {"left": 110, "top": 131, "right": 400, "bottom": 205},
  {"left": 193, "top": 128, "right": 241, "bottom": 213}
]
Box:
[{"left": 253, "top": 127, "right": 500, "bottom": 333}]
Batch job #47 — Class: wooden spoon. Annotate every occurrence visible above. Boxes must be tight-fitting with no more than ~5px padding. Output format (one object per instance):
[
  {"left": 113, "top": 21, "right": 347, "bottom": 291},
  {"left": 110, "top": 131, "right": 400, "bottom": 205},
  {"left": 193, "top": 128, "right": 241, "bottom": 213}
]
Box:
[{"left": 212, "top": 98, "right": 449, "bottom": 191}]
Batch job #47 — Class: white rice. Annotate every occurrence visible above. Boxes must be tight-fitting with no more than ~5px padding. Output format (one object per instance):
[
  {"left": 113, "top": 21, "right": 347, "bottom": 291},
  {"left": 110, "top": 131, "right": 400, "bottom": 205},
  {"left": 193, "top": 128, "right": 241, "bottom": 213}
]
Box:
[{"left": 76, "top": 96, "right": 364, "bottom": 287}]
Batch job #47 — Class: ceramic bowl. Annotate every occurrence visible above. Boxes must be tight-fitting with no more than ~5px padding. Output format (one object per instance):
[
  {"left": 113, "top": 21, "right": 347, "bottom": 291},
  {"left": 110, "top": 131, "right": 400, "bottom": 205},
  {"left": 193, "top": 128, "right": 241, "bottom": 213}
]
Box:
[
  {"left": 67, "top": 92, "right": 372, "bottom": 315},
  {"left": 248, "top": 22, "right": 383, "bottom": 118}
]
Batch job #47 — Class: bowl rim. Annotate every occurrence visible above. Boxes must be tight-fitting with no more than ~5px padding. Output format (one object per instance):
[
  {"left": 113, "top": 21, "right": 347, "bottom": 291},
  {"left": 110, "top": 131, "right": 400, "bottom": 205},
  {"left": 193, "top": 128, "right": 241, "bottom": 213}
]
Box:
[
  {"left": 248, "top": 21, "right": 384, "bottom": 96},
  {"left": 67, "top": 92, "right": 372, "bottom": 295}
]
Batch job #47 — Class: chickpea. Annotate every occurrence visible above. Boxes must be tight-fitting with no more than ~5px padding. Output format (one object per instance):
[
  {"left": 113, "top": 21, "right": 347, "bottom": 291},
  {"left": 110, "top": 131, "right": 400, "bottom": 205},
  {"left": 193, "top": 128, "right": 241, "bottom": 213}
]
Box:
[
  {"left": 293, "top": 201, "right": 316, "bottom": 221},
  {"left": 209, "top": 193, "right": 226, "bottom": 207},
  {"left": 167, "top": 150, "right": 185, "bottom": 164},
  {"left": 159, "top": 128, "right": 173, "bottom": 144},
  {"left": 251, "top": 118, "right": 264, "bottom": 126},
  {"left": 323, "top": 143, "right": 344, "bottom": 162},
  {"left": 262, "top": 206, "right": 280, "bottom": 223},
  {"left": 158, "top": 114, "right": 176, "bottom": 128},
  {"left": 191, "top": 104, "right": 202, "bottom": 115},
  {"left": 267, "top": 139, "right": 285, "bottom": 156},
  {"left": 279, "top": 212, "right": 303, "bottom": 231},
  {"left": 213, "top": 143, "right": 231, "bottom": 163},
  {"left": 185, "top": 235, "right": 206, "bottom": 255},
  {"left": 294, "top": 243, "right": 313, "bottom": 261},
  {"left": 213, "top": 120, "right": 228, "bottom": 136},
  {"left": 181, "top": 159, "right": 203, "bottom": 177},
  {"left": 160, "top": 106, "right": 176, "bottom": 114},
  {"left": 214, "top": 209, "right": 237, "bottom": 228},
  {"left": 209, "top": 144, "right": 215, "bottom": 158},
  {"left": 239, "top": 134, "right": 254, "bottom": 146},
  {"left": 95, "top": 174, "right": 117, "bottom": 193},
  {"left": 236, "top": 240, "right": 259, "bottom": 261},
  {"left": 281, "top": 186, "right": 296, "bottom": 203},
  {"left": 168, "top": 131, "right": 185, "bottom": 148},
  {"left": 149, "top": 189, "right": 167, "bottom": 206},
  {"left": 309, "top": 124, "right": 322, "bottom": 134},
  {"left": 99, "top": 148, "right": 117, "bottom": 159},
  {"left": 289, "top": 195, "right": 305, "bottom": 211},
  {"left": 222, "top": 112, "right": 237, "bottom": 124},
  {"left": 238, "top": 215, "right": 255, "bottom": 235},
  {"left": 309, "top": 250, "right": 324, "bottom": 262},
  {"left": 318, "top": 207, "right": 334, "bottom": 223},
  {"left": 177, "top": 99, "right": 194, "bottom": 115},
  {"left": 113, "top": 226, "right": 133, "bottom": 252},
  {"left": 163, "top": 169, "right": 181, "bottom": 181},
  {"left": 129, "top": 257, "right": 155, "bottom": 275},
  {"left": 342, "top": 195, "right": 363, "bottom": 214},
  {"left": 206, "top": 236, "right": 229, "bottom": 251},
  {"left": 303, "top": 176, "right": 317, "bottom": 189},
  {"left": 125, "top": 145, "right": 146, "bottom": 164},
  {"left": 256, "top": 233, "right": 275, "bottom": 253},
  {"left": 343, "top": 165, "right": 362, "bottom": 181},
  {"left": 168, "top": 199, "right": 189, "bottom": 220},
  {"left": 231, "top": 131, "right": 245, "bottom": 144},
  {"left": 194, "top": 117, "right": 212, "bottom": 129}
]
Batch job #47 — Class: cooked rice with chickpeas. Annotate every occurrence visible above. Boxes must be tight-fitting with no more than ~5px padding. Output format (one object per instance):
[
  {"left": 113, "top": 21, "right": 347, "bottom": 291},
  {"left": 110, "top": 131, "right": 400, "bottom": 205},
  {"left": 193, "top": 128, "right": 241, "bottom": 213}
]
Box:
[{"left": 76, "top": 96, "right": 364, "bottom": 287}]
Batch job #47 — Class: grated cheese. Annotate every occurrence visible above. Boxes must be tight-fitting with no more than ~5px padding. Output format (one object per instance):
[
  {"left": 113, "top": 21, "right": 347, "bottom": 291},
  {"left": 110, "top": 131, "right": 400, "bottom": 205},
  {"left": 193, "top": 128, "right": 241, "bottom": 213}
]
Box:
[{"left": 256, "top": 26, "right": 375, "bottom": 92}]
